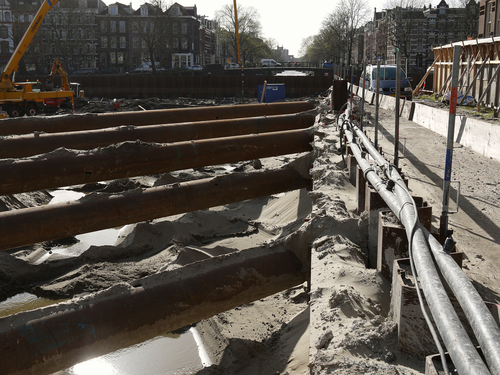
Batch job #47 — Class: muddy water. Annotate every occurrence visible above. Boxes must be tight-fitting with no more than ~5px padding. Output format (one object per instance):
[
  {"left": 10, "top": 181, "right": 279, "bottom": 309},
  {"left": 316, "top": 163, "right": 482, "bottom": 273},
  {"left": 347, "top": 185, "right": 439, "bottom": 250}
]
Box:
[
  {"left": 0, "top": 189, "right": 207, "bottom": 374},
  {"left": 65, "top": 330, "right": 204, "bottom": 375}
]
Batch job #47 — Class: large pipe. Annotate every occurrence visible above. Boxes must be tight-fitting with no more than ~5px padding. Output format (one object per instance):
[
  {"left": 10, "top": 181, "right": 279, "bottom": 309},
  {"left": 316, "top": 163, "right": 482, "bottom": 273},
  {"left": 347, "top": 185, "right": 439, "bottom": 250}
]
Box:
[
  {"left": 425, "top": 231, "right": 500, "bottom": 375},
  {"left": 0, "top": 129, "right": 312, "bottom": 196},
  {"left": 348, "top": 110, "right": 500, "bottom": 373},
  {"left": 0, "top": 245, "right": 307, "bottom": 375},
  {"left": 0, "top": 167, "right": 311, "bottom": 251},
  {"left": 0, "top": 101, "right": 316, "bottom": 136},
  {"left": 339, "top": 112, "right": 491, "bottom": 375},
  {"left": 0, "top": 113, "right": 314, "bottom": 159}
]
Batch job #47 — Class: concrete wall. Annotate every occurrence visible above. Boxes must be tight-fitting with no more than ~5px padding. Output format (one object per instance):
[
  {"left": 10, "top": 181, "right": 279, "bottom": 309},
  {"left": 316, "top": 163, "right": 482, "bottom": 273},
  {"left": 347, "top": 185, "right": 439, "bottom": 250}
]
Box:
[{"left": 353, "top": 84, "right": 500, "bottom": 163}]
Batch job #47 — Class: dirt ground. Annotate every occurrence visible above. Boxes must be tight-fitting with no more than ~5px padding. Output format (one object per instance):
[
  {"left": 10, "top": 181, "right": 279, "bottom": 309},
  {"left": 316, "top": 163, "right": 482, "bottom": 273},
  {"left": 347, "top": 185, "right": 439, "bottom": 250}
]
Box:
[{"left": 1, "top": 94, "right": 499, "bottom": 374}]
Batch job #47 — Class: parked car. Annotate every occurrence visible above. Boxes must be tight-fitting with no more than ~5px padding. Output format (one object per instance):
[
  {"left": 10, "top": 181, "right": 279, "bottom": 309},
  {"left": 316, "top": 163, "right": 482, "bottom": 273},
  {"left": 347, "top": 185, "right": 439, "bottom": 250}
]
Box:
[
  {"left": 359, "top": 64, "right": 412, "bottom": 100},
  {"left": 261, "top": 59, "right": 281, "bottom": 67},
  {"left": 188, "top": 65, "right": 203, "bottom": 71},
  {"left": 72, "top": 68, "right": 97, "bottom": 75},
  {"left": 134, "top": 62, "right": 166, "bottom": 73},
  {"left": 225, "top": 63, "right": 241, "bottom": 70}
]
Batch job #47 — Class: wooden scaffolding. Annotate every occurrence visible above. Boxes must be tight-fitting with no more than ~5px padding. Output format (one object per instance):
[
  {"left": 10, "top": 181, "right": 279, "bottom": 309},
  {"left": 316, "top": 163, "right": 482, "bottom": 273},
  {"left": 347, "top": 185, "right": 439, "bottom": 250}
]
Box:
[{"left": 414, "top": 36, "right": 500, "bottom": 110}]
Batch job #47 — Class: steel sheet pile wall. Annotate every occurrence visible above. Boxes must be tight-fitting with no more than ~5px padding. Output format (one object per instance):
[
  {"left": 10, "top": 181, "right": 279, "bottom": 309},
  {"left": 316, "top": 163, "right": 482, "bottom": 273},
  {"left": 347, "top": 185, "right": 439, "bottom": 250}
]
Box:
[{"left": 68, "top": 75, "right": 332, "bottom": 99}]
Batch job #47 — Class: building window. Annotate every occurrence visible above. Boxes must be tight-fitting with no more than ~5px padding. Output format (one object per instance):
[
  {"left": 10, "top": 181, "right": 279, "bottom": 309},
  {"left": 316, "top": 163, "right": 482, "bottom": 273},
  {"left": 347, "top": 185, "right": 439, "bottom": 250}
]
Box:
[
  {"left": 101, "top": 20, "right": 107, "bottom": 32},
  {"left": 173, "top": 23, "right": 178, "bottom": 34},
  {"left": 133, "top": 37, "right": 139, "bottom": 48},
  {"left": 120, "top": 36, "right": 126, "bottom": 48},
  {"left": 497, "top": 8, "right": 500, "bottom": 36},
  {"left": 486, "top": 1, "right": 493, "bottom": 35},
  {"left": 181, "top": 23, "right": 187, "bottom": 34},
  {"left": 109, "top": 5, "right": 118, "bottom": 15},
  {"left": 172, "top": 37, "right": 178, "bottom": 49},
  {"left": 110, "top": 21, "right": 116, "bottom": 33},
  {"left": 141, "top": 39, "right": 147, "bottom": 49},
  {"left": 119, "top": 20, "right": 125, "bottom": 33},
  {"left": 101, "top": 36, "right": 107, "bottom": 48},
  {"left": 5, "top": 12, "right": 10, "bottom": 22},
  {"left": 111, "top": 37, "right": 117, "bottom": 49},
  {"left": 0, "top": 41, "right": 9, "bottom": 53},
  {"left": 0, "top": 26, "right": 7, "bottom": 38},
  {"left": 118, "top": 52, "right": 123, "bottom": 63},
  {"left": 110, "top": 52, "right": 116, "bottom": 63},
  {"left": 100, "top": 52, "right": 107, "bottom": 66},
  {"left": 181, "top": 38, "right": 187, "bottom": 50},
  {"left": 19, "top": 14, "right": 24, "bottom": 22},
  {"left": 140, "top": 5, "right": 148, "bottom": 16}
]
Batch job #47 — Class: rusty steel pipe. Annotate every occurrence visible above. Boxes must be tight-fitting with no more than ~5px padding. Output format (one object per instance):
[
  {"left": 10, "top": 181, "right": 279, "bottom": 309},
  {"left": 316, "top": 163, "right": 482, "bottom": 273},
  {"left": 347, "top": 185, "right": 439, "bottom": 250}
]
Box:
[
  {"left": 0, "top": 245, "right": 307, "bottom": 375},
  {"left": 0, "top": 101, "right": 315, "bottom": 136},
  {"left": 0, "top": 129, "right": 312, "bottom": 196},
  {"left": 0, "top": 113, "right": 314, "bottom": 159},
  {"left": 0, "top": 168, "right": 311, "bottom": 251}
]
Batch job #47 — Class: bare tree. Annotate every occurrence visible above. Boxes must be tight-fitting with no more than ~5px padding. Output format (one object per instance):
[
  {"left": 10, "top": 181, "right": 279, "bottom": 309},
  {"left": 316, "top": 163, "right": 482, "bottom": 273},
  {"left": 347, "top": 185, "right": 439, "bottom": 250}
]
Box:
[
  {"left": 215, "top": 4, "right": 262, "bottom": 64},
  {"left": 384, "top": 0, "right": 425, "bottom": 64},
  {"left": 133, "top": 0, "right": 173, "bottom": 73},
  {"left": 319, "top": 0, "right": 370, "bottom": 66},
  {"left": 39, "top": 0, "right": 96, "bottom": 73},
  {"left": 455, "top": 0, "right": 479, "bottom": 39}
]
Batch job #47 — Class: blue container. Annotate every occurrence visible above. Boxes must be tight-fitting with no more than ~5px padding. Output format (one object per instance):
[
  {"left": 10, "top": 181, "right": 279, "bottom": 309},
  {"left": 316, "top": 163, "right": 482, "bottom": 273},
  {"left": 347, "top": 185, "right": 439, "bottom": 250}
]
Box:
[{"left": 257, "top": 83, "right": 285, "bottom": 103}]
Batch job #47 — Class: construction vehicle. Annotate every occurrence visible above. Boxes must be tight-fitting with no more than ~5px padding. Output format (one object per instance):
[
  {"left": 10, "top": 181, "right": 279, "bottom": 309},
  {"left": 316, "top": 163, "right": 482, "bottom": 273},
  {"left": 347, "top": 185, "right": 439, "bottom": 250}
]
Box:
[
  {"left": 43, "top": 58, "right": 86, "bottom": 112},
  {"left": 0, "top": 0, "right": 74, "bottom": 117}
]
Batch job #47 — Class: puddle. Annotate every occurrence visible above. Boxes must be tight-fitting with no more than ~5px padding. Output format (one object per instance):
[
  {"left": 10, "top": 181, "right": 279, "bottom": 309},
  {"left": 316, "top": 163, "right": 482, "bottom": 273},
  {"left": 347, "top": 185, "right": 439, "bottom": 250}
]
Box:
[
  {"left": 0, "top": 292, "right": 66, "bottom": 318},
  {"left": 65, "top": 330, "right": 204, "bottom": 375},
  {"left": 3, "top": 188, "right": 208, "bottom": 373}
]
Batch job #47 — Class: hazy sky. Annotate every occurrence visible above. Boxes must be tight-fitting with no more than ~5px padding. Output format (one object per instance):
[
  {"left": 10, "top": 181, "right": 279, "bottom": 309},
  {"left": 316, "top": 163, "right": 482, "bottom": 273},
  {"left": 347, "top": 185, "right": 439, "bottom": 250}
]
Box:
[{"left": 122, "top": 0, "right": 440, "bottom": 57}]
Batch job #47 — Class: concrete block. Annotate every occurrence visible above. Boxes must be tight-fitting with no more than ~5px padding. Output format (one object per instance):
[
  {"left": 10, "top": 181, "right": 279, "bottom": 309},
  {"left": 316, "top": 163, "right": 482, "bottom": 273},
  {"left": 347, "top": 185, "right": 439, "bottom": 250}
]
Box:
[
  {"left": 347, "top": 155, "right": 358, "bottom": 186},
  {"left": 411, "top": 102, "right": 500, "bottom": 163},
  {"left": 377, "top": 204, "right": 432, "bottom": 280},
  {"left": 365, "top": 178, "right": 410, "bottom": 268},
  {"left": 356, "top": 165, "right": 366, "bottom": 214},
  {"left": 390, "top": 253, "right": 485, "bottom": 359},
  {"left": 366, "top": 185, "right": 389, "bottom": 268}
]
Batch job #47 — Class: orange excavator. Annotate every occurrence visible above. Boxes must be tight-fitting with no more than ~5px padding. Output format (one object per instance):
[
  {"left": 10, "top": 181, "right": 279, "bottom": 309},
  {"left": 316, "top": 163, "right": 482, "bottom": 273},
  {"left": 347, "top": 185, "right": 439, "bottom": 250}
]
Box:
[
  {"left": 43, "top": 57, "right": 84, "bottom": 111},
  {"left": 0, "top": 0, "right": 75, "bottom": 117}
]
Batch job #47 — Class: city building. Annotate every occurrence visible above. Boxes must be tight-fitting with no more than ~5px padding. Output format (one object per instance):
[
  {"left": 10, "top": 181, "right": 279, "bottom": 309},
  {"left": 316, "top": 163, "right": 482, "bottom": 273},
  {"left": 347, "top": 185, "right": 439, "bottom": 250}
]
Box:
[
  {"left": 478, "top": 0, "right": 500, "bottom": 37},
  {"left": 365, "top": 0, "right": 479, "bottom": 73},
  {"left": 42, "top": 0, "right": 106, "bottom": 74},
  {"left": 1, "top": 0, "right": 44, "bottom": 75}
]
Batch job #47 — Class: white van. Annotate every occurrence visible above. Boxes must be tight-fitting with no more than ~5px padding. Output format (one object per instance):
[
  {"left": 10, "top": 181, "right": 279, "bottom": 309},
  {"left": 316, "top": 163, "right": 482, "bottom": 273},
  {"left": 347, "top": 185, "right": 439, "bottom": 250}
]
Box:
[
  {"left": 134, "top": 62, "right": 166, "bottom": 73},
  {"left": 359, "top": 64, "right": 412, "bottom": 100},
  {"left": 261, "top": 59, "right": 281, "bottom": 67}
]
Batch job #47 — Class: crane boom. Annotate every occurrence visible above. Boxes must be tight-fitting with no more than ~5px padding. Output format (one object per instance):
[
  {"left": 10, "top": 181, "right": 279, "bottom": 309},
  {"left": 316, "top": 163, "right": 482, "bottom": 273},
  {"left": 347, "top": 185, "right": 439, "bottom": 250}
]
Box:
[
  {"left": 233, "top": 0, "right": 242, "bottom": 69},
  {"left": 1, "top": 0, "right": 61, "bottom": 90}
]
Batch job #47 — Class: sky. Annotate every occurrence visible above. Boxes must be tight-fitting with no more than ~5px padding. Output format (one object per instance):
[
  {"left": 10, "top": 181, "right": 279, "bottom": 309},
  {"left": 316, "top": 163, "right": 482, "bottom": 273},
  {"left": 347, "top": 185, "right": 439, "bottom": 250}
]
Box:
[{"left": 123, "top": 0, "right": 440, "bottom": 57}]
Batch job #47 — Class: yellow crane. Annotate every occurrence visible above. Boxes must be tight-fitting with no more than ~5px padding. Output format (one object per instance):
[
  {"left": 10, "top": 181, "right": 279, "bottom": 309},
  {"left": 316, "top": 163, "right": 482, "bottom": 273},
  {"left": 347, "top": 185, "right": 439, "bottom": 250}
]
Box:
[
  {"left": 233, "top": 0, "right": 242, "bottom": 69},
  {"left": 0, "top": 0, "right": 74, "bottom": 117}
]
